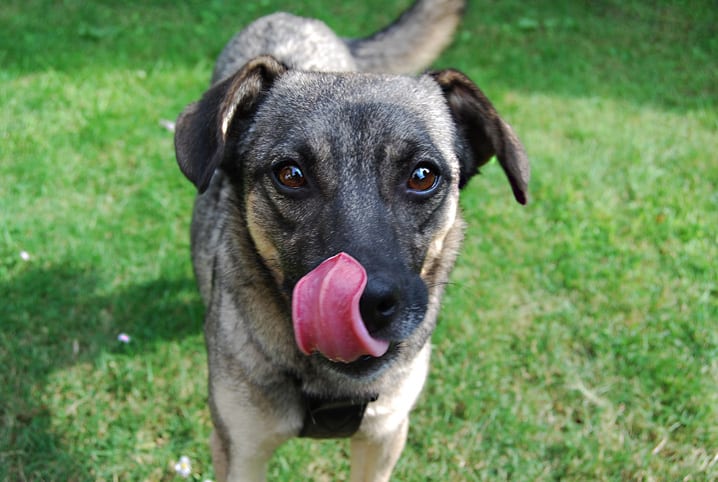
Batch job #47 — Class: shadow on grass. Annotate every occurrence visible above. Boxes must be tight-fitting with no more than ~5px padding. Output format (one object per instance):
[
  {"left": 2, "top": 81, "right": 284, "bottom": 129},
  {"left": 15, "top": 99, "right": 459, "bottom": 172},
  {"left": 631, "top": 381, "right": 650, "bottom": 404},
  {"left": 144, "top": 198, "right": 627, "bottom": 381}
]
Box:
[{"left": 0, "top": 262, "right": 203, "bottom": 480}]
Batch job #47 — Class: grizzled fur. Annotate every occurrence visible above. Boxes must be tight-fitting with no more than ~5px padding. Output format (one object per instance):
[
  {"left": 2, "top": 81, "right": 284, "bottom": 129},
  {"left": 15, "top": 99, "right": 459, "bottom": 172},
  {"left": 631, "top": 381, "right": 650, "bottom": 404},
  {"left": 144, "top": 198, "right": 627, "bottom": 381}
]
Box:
[
  {"left": 174, "top": 1, "right": 529, "bottom": 480},
  {"left": 212, "top": 0, "right": 466, "bottom": 82}
]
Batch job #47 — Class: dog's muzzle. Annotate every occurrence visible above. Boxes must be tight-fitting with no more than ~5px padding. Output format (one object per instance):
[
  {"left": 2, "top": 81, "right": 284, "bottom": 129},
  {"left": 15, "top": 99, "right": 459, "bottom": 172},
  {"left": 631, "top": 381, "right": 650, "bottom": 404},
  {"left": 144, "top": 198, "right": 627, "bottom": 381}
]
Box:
[
  {"left": 292, "top": 250, "right": 429, "bottom": 365},
  {"left": 292, "top": 252, "right": 390, "bottom": 363}
]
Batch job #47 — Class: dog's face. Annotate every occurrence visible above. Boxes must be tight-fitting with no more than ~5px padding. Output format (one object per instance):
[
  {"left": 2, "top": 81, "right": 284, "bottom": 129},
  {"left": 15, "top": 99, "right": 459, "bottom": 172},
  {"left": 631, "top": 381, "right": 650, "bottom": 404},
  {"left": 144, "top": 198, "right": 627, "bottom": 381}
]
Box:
[
  {"left": 241, "top": 71, "right": 461, "bottom": 340},
  {"left": 175, "top": 56, "right": 529, "bottom": 377}
]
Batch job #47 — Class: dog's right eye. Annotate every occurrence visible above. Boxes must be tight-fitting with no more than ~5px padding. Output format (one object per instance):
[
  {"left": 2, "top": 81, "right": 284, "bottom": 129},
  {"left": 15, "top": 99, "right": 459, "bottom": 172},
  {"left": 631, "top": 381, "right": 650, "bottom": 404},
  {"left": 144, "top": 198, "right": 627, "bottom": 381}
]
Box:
[{"left": 274, "top": 162, "right": 307, "bottom": 189}]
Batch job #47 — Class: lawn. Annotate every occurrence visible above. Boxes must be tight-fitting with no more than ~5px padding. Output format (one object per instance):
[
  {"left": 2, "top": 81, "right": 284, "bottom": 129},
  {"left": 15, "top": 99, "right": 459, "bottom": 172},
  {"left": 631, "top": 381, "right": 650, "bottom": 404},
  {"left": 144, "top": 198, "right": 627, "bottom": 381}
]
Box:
[{"left": 1, "top": 0, "right": 716, "bottom": 480}]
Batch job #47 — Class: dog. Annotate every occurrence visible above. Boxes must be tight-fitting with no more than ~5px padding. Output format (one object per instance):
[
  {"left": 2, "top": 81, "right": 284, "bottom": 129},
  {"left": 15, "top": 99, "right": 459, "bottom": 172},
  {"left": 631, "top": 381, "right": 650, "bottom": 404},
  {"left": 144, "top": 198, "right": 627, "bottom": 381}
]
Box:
[{"left": 174, "top": 0, "right": 529, "bottom": 480}]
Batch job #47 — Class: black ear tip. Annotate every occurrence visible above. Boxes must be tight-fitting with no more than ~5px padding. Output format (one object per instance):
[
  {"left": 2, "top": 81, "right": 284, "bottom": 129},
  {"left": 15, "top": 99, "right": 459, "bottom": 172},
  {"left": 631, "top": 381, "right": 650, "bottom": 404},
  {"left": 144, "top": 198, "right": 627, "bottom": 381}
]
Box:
[
  {"left": 515, "top": 190, "right": 528, "bottom": 205},
  {"left": 196, "top": 170, "right": 214, "bottom": 194},
  {"left": 508, "top": 173, "right": 529, "bottom": 205}
]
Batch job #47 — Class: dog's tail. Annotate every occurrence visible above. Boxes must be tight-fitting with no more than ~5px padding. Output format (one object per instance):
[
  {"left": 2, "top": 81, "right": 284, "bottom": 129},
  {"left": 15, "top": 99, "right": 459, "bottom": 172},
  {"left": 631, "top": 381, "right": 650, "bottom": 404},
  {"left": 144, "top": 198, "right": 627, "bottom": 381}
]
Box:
[{"left": 346, "top": 0, "right": 466, "bottom": 75}]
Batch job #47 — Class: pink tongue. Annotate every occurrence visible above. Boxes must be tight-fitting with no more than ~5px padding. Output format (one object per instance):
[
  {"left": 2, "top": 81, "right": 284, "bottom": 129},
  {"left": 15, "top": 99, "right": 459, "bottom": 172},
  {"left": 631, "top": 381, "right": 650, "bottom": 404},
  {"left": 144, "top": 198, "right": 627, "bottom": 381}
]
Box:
[{"left": 292, "top": 252, "right": 390, "bottom": 363}]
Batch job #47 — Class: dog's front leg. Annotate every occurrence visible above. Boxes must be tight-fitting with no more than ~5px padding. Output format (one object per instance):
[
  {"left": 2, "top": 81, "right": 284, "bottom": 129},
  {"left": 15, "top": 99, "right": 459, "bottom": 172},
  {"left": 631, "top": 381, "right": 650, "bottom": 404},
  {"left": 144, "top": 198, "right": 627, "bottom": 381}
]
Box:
[
  {"left": 210, "top": 424, "right": 278, "bottom": 482},
  {"left": 349, "top": 343, "right": 432, "bottom": 481},
  {"left": 210, "top": 379, "right": 301, "bottom": 482},
  {"left": 349, "top": 417, "right": 409, "bottom": 482}
]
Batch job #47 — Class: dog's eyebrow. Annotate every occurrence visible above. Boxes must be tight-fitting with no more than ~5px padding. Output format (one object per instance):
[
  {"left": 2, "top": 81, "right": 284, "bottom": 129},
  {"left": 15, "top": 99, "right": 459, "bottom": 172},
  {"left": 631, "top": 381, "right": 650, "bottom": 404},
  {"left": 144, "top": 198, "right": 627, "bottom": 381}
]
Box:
[{"left": 380, "top": 134, "right": 450, "bottom": 172}]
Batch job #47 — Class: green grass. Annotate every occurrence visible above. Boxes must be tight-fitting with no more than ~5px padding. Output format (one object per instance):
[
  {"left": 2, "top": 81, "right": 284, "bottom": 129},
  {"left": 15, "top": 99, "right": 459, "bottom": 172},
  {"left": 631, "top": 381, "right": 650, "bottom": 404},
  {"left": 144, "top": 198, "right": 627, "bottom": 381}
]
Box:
[{"left": 1, "top": 0, "right": 716, "bottom": 480}]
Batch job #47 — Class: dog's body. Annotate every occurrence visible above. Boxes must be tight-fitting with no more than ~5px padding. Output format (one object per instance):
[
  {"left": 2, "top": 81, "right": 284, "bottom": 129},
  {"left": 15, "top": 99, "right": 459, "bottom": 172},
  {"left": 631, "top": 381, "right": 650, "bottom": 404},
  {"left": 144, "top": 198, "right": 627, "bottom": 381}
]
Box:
[{"left": 174, "top": 1, "right": 529, "bottom": 480}]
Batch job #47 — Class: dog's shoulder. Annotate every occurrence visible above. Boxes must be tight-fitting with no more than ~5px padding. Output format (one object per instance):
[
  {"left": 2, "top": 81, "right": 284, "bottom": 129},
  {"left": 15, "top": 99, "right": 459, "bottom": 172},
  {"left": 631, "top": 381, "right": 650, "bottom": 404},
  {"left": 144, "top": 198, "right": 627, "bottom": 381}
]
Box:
[{"left": 212, "top": 12, "right": 356, "bottom": 84}]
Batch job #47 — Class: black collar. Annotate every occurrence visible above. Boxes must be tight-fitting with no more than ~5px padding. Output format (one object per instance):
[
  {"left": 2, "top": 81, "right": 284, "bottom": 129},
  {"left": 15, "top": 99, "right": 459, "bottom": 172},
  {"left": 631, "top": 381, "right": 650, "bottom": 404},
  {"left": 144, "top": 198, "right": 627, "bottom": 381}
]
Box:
[{"left": 299, "top": 393, "right": 378, "bottom": 439}]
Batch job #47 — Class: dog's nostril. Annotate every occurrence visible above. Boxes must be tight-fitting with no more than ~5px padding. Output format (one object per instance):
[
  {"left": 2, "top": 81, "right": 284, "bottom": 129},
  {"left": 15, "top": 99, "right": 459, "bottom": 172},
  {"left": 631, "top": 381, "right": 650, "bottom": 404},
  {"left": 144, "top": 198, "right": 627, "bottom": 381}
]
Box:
[
  {"left": 359, "top": 277, "right": 401, "bottom": 335},
  {"left": 376, "top": 297, "right": 397, "bottom": 318}
]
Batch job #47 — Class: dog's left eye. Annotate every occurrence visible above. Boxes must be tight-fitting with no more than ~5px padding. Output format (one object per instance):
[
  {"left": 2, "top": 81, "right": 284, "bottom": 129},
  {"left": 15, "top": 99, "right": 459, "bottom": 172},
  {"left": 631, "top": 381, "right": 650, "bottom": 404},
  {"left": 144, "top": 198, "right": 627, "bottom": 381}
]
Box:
[
  {"left": 274, "top": 162, "right": 307, "bottom": 189},
  {"left": 407, "top": 163, "right": 440, "bottom": 193}
]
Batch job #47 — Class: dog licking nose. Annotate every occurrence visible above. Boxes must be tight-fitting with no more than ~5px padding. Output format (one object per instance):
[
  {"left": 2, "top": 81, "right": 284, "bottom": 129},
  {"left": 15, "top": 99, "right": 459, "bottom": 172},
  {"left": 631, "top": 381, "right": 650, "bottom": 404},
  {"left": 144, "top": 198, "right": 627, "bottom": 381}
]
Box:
[
  {"left": 292, "top": 252, "right": 390, "bottom": 363},
  {"left": 359, "top": 275, "right": 401, "bottom": 335}
]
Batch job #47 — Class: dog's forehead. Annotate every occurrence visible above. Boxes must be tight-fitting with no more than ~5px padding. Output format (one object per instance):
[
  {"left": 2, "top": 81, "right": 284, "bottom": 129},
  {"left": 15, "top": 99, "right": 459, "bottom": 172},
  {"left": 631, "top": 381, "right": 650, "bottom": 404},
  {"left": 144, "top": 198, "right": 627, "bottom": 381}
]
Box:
[
  {"left": 276, "top": 71, "right": 438, "bottom": 103},
  {"left": 257, "top": 71, "right": 456, "bottom": 155}
]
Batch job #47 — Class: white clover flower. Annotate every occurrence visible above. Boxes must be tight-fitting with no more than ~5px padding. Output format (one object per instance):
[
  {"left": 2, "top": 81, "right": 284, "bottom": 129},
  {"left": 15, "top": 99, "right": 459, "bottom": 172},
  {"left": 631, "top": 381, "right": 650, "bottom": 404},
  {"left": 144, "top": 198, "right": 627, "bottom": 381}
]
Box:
[
  {"left": 117, "top": 333, "right": 131, "bottom": 343},
  {"left": 174, "top": 455, "right": 192, "bottom": 478},
  {"left": 160, "top": 119, "right": 176, "bottom": 132},
  {"left": 20, "top": 251, "right": 30, "bottom": 261}
]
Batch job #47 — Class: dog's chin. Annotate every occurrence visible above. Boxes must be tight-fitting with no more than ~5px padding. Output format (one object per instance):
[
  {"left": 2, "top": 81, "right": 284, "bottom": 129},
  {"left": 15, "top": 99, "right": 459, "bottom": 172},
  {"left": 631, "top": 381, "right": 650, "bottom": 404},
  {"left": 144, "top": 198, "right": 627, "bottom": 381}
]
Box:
[{"left": 312, "top": 342, "right": 400, "bottom": 380}]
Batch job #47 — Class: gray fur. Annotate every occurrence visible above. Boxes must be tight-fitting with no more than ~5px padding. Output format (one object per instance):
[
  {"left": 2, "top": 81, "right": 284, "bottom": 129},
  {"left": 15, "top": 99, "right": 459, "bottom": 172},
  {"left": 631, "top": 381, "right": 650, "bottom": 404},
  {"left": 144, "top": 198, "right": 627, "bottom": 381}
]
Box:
[
  {"left": 347, "top": 0, "right": 466, "bottom": 74},
  {"left": 213, "top": 13, "right": 357, "bottom": 83},
  {"left": 174, "top": 1, "right": 529, "bottom": 480},
  {"left": 213, "top": 0, "right": 465, "bottom": 83}
]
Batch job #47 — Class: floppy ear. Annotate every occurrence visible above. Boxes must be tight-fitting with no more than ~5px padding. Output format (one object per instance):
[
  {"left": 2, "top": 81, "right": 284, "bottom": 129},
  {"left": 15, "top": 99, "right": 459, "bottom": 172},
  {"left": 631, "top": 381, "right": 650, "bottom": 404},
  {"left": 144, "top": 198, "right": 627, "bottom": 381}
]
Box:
[
  {"left": 429, "top": 69, "right": 530, "bottom": 204},
  {"left": 174, "top": 56, "right": 288, "bottom": 193}
]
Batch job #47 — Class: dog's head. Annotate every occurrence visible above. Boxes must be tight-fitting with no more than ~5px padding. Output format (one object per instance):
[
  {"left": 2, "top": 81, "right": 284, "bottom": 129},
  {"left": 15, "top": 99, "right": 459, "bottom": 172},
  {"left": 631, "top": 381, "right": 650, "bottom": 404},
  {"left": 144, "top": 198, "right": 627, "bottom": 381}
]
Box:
[{"left": 175, "top": 56, "right": 529, "bottom": 376}]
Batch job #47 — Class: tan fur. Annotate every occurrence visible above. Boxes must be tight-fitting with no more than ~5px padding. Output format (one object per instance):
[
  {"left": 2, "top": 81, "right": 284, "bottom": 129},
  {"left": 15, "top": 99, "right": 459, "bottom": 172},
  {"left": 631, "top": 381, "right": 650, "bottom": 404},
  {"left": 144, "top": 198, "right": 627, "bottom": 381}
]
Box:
[{"left": 246, "top": 191, "right": 285, "bottom": 286}]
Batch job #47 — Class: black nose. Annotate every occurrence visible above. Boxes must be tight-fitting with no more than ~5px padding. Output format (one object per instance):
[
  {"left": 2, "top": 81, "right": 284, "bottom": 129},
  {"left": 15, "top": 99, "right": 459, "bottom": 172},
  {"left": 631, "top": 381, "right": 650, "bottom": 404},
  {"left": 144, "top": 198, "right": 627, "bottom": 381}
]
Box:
[{"left": 359, "top": 275, "right": 401, "bottom": 336}]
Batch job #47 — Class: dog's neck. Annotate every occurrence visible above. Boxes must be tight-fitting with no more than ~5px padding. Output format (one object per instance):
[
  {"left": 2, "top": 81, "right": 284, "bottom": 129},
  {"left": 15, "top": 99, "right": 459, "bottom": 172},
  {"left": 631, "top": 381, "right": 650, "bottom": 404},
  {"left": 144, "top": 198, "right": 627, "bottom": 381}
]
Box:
[{"left": 299, "top": 392, "right": 378, "bottom": 439}]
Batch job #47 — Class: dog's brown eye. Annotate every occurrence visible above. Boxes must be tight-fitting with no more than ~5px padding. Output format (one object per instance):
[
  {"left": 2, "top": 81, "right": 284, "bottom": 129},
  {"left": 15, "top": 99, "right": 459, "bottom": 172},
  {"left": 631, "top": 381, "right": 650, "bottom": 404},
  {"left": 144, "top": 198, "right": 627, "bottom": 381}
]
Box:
[
  {"left": 407, "top": 164, "right": 439, "bottom": 193},
  {"left": 276, "top": 163, "right": 306, "bottom": 189}
]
